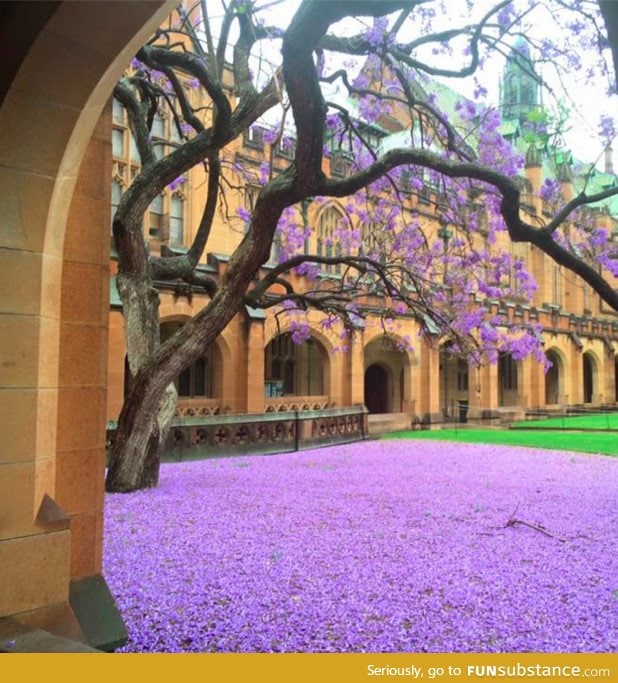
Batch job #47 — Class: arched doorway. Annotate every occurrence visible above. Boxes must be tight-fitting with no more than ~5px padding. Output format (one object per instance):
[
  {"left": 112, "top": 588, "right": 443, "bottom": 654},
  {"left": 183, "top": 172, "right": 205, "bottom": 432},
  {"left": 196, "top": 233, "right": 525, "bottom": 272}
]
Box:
[
  {"left": 544, "top": 349, "right": 564, "bottom": 406},
  {"left": 583, "top": 352, "right": 596, "bottom": 404},
  {"left": 364, "top": 364, "right": 389, "bottom": 414},
  {"left": 363, "top": 335, "right": 412, "bottom": 414}
]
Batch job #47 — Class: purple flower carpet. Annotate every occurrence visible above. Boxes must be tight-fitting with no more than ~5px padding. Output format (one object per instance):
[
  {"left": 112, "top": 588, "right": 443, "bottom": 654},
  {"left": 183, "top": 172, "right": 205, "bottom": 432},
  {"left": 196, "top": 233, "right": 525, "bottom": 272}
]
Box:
[{"left": 104, "top": 441, "right": 617, "bottom": 652}]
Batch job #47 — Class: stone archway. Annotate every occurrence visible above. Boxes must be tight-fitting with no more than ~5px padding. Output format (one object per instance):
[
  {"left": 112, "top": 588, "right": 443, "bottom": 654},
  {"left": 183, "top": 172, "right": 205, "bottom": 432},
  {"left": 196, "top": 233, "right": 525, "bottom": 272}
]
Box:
[
  {"left": 0, "top": 0, "right": 175, "bottom": 647},
  {"left": 544, "top": 348, "right": 565, "bottom": 406},
  {"left": 363, "top": 335, "right": 412, "bottom": 414},
  {"left": 583, "top": 352, "right": 597, "bottom": 404}
]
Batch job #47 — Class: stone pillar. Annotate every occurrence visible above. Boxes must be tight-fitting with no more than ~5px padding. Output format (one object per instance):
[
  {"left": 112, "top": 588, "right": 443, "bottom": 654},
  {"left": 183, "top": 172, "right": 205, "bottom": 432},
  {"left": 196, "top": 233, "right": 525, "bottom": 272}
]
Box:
[
  {"left": 570, "top": 347, "right": 583, "bottom": 404},
  {"left": 0, "top": 0, "right": 176, "bottom": 648},
  {"left": 401, "top": 354, "right": 416, "bottom": 415},
  {"left": 347, "top": 328, "right": 365, "bottom": 406},
  {"left": 417, "top": 341, "right": 441, "bottom": 424},
  {"left": 245, "top": 321, "right": 265, "bottom": 414},
  {"left": 480, "top": 362, "right": 500, "bottom": 412},
  {"left": 527, "top": 356, "right": 543, "bottom": 409}
]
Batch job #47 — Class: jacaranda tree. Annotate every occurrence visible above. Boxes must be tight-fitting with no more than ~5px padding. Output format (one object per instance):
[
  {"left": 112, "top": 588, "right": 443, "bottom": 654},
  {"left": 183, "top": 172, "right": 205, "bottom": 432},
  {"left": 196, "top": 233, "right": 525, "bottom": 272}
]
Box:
[{"left": 106, "top": 0, "right": 618, "bottom": 492}]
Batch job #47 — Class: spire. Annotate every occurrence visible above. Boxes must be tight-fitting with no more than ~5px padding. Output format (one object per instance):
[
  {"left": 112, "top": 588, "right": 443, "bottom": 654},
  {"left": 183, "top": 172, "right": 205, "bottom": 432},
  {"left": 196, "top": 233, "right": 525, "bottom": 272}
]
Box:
[
  {"left": 500, "top": 37, "right": 540, "bottom": 123},
  {"left": 525, "top": 143, "right": 541, "bottom": 168}
]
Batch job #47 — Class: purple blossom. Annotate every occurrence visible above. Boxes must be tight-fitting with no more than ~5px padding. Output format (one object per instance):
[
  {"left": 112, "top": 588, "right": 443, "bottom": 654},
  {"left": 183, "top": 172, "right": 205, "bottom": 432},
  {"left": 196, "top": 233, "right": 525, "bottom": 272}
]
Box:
[
  {"left": 497, "top": 4, "right": 516, "bottom": 30},
  {"left": 104, "top": 442, "right": 618, "bottom": 653},
  {"left": 262, "top": 127, "right": 279, "bottom": 145},
  {"left": 598, "top": 115, "right": 616, "bottom": 145},
  {"left": 540, "top": 178, "right": 562, "bottom": 201},
  {"left": 237, "top": 207, "right": 251, "bottom": 222},
  {"left": 167, "top": 177, "right": 186, "bottom": 192},
  {"left": 364, "top": 17, "right": 389, "bottom": 48}
]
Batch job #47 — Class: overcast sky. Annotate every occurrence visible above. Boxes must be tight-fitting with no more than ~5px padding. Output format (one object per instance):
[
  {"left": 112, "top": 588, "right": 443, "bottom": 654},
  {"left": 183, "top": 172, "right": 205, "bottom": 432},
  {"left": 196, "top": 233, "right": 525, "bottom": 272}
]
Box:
[{"left": 234, "top": 0, "right": 618, "bottom": 166}]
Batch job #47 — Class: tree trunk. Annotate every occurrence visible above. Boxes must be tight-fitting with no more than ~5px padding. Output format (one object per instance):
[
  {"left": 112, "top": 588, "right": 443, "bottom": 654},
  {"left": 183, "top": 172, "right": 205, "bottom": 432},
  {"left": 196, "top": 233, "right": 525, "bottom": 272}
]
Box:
[
  {"left": 106, "top": 380, "right": 177, "bottom": 491},
  {"left": 106, "top": 169, "right": 288, "bottom": 493},
  {"left": 106, "top": 272, "right": 178, "bottom": 492}
]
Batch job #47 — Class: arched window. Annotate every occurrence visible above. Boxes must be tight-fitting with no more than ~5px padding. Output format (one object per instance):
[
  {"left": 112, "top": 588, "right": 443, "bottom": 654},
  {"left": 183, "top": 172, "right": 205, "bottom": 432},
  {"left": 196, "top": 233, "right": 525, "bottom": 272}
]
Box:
[
  {"left": 499, "top": 352, "right": 518, "bottom": 391},
  {"left": 317, "top": 206, "right": 343, "bottom": 273},
  {"left": 457, "top": 359, "right": 469, "bottom": 392},
  {"left": 265, "top": 333, "right": 296, "bottom": 395},
  {"left": 509, "top": 241, "right": 527, "bottom": 296},
  {"left": 170, "top": 194, "right": 184, "bottom": 246},
  {"left": 361, "top": 222, "right": 382, "bottom": 258},
  {"left": 265, "top": 333, "right": 324, "bottom": 397}
]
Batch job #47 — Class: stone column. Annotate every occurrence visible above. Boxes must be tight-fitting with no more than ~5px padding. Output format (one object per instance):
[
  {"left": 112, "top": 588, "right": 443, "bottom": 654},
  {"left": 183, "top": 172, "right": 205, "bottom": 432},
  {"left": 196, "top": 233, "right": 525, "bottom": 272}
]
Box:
[
  {"left": 347, "top": 328, "right": 365, "bottom": 406},
  {"left": 245, "top": 321, "right": 265, "bottom": 414},
  {"left": 417, "top": 341, "right": 441, "bottom": 425}
]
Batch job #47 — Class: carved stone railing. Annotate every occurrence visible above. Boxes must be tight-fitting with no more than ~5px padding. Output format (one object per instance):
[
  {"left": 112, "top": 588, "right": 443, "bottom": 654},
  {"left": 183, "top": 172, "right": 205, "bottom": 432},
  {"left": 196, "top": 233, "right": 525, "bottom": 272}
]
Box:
[
  {"left": 264, "top": 395, "right": 330, "bottom": 413},
  {"left": 174, "top": 398, "right": 222, "bottom": 418},
  {"left": 106, "top": 406, "right": 368, "bottom": 463}
]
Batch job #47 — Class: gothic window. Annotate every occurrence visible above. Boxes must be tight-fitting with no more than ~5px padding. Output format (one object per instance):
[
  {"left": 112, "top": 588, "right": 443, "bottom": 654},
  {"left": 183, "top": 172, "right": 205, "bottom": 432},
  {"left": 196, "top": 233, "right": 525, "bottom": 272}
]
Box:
[
  {"left": 264, "top": 333, "right": 324, "bottom": 397},
  {"left": 112, "top": 98, "right": 125, "bottom": 124},
  {"left": 129, "top": 134, "right": 140, "bottom": 163},
  {"left": 111, "top": 180, "right": 122, "bottom": 224},
  {"left": 243, "top": 126, "right": 264, "bottom": 149},
  {"left": 170, "top": 195, "right": 184, "bottom": 246},
  {"left": 361, "top": 222, "right": 380, "bottom": 256},
  {"left": 151, "top": 112, "right": 166, "bottom": 160},
  {"left": 509, "top": 242, "right": 527, "bottom": 296},
  {"left": 317, "top": 206, "right": 343, "bottom": 273},
  {"left": 112, "top": 128, "right": 125, "bottom": 158},
  {"left": 457, "top": 359, "right": 469, "bottom": 392},
  {"left": 149, "top": 193, "right": 165, "bottom": 240},
  {"left": 499, "top": 353, "right": 518, "bottom": 391},
  {"left": 265, "top": 333, "right": 296, "bottom": 394},
  {"left": 152, "top": 112, "right": 166, "bottom": 137}
]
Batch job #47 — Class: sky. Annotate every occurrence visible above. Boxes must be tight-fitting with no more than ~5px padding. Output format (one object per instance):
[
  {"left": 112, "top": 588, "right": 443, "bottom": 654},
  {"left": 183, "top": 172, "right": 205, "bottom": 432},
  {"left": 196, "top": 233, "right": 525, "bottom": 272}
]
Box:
[{"left": 215, "top": 0, "right": 618, "bottom": 167}]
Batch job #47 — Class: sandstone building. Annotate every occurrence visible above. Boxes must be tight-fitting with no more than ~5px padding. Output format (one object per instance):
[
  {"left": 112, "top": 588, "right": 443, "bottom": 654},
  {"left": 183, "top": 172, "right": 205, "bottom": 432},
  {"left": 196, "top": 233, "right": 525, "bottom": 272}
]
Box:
[
  {"left": 1, "top": 0, "right": 616, "bottom": 651},
  {"left": 104, "top": 38, "right": 618, "bottom": 444}
]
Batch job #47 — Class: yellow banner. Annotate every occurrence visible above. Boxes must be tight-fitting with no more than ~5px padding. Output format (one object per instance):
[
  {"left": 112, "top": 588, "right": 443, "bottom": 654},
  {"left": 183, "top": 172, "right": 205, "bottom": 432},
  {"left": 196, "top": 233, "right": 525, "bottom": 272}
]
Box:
[{"left": 2, "top": 653, "right": 616, "bottom": 683}]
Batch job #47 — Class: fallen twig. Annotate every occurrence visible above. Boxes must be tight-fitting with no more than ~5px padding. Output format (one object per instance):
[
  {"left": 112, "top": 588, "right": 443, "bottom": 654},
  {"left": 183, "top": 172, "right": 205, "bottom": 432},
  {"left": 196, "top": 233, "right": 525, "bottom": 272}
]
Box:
[{"left": 505, "top": 512, "right": 567, "bottom": 543}]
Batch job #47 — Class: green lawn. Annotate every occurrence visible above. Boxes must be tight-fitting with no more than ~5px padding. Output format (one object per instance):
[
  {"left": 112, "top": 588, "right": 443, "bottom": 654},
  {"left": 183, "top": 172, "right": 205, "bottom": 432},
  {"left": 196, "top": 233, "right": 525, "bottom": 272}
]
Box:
[
  {"left": 383, "top": 428, "right": 618, "bottom": 456},
  {"left": 510, "top": 412, "right": 618, "bottom": 431}
]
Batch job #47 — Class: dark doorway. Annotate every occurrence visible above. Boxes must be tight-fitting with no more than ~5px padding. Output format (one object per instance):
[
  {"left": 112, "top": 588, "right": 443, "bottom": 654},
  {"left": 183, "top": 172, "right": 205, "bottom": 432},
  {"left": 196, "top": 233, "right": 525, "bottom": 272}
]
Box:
[
  {"left": 583, "top": 353, "right": 594, "bottom": 404},
  {"left": 545, "top": 350, "right": 561, "bottom": 405},
  {"left": 365, "top": 364, "right": 388, "bottom": 413}
]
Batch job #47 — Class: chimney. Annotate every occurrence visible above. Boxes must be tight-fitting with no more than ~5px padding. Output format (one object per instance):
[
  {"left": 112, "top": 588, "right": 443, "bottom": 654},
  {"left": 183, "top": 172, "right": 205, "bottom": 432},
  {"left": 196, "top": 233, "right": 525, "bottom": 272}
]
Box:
[{"left": 605, "top": 146, "right": 614, "bottom": 174}]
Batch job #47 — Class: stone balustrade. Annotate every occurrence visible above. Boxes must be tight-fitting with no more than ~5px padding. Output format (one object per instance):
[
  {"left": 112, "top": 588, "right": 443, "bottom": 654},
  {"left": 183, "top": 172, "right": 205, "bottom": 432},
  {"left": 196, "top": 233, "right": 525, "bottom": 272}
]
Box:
[{"left": 107, "top": 406, "right": 368, "bottom": 463}]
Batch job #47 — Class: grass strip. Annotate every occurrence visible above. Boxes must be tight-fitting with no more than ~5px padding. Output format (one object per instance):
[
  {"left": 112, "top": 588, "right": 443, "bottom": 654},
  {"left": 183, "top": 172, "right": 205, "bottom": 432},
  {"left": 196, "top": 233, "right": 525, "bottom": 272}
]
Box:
[{"left": 384, "top": 428, "right": 618, "bottom": 456}]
